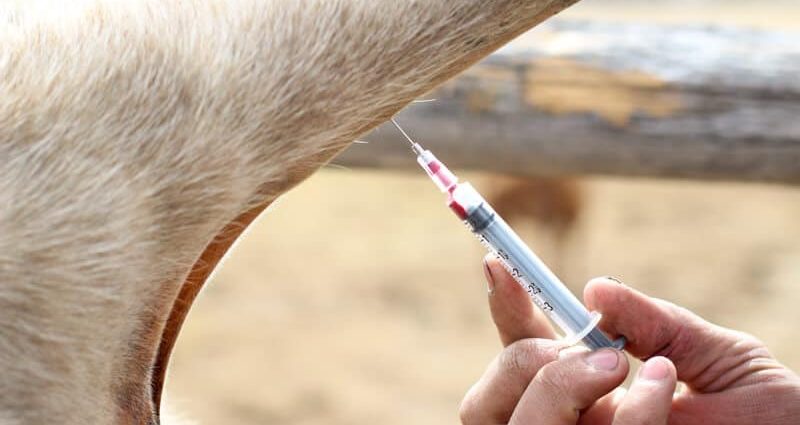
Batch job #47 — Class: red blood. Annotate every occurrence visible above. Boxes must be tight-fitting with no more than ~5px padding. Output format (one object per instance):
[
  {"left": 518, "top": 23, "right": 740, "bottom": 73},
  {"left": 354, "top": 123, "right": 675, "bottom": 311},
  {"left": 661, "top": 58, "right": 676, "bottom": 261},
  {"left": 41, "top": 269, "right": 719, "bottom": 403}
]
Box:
[
  {"left": 427, "top": 158, "right": 458, "bottom": 191},
  {"left": 448, "top": 195, "right": 468, "bottom": 219}
]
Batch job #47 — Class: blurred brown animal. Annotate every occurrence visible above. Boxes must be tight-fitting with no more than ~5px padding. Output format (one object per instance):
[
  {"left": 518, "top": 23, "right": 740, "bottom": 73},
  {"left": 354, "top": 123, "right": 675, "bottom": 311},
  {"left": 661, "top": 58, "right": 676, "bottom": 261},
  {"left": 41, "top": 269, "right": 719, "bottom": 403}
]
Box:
[{"left": 486, "top": 175, "right": 583, "bottom": 272}]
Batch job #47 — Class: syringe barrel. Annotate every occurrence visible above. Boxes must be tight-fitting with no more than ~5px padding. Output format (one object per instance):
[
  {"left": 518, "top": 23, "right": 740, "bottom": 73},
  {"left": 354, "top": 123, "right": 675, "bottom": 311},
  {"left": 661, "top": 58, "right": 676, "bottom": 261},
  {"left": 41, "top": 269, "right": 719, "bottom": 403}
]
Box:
[{"left": 462, "top": 189, "right": 622, "bottom": 351}]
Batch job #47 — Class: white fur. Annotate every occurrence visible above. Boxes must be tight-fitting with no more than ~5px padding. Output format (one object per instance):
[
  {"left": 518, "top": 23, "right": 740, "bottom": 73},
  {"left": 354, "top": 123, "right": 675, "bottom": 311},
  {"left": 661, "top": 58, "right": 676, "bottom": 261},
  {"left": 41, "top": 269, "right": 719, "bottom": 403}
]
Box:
[{"left": 0, "top": 0, "right": 575, "bottom": 423}]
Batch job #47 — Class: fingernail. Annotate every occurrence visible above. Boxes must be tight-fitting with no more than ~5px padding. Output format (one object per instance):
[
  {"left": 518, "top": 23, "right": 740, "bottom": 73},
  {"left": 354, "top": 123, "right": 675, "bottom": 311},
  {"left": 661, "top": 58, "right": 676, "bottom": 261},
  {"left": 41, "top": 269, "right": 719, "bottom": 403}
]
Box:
[
  {"left": 585, "top": 349, "right": 619, "bottom": 371},
  {"left": 483, "top": 258, "right": 496, "bottom": 296},
  {"left": 639, "top": 357, "right": 670, "bottom": 381},
  {"left": 605, "top": 276, "right": 625, "bottom": 285}
]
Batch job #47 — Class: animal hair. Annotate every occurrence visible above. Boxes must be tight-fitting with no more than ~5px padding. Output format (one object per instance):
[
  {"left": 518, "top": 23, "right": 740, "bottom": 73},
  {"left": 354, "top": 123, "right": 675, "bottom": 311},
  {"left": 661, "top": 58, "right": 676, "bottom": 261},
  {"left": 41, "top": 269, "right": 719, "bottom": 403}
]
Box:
[{"left": 0, "top": 0, "right": 578, "bottom": 423}]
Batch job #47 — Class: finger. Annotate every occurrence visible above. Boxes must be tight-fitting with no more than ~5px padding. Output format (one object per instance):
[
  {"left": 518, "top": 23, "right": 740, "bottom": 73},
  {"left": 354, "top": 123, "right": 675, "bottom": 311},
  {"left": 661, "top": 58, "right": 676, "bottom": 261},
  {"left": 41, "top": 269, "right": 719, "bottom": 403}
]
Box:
[
  {"left": 578, "top": 388, "right": 626, "bottom": 425},
  {"left": 612, "top": 357, "right": 677, "bottom": 425},
  {"left": 669, "top": 366, "right": 800, "bottom": 425},
  {"left": 510, "top": 348, "right": 629, "bottom": 425},
  {"left": 460, "top": 338, "right": 561, "bottom": 425},
  {"left": 584, "top": 278, "right": 773, "bottom": 392},
  {"left": 484, "top": 255, "right": 557, "bottom": 346}
]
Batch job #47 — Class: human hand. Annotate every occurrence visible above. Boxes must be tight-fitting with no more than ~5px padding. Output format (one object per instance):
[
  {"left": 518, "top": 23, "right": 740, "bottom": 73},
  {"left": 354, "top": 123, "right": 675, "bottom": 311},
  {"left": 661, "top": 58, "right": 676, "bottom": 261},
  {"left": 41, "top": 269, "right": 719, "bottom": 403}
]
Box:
[{"left": 459, "top": 256, "right": 800, "bottom": 424}]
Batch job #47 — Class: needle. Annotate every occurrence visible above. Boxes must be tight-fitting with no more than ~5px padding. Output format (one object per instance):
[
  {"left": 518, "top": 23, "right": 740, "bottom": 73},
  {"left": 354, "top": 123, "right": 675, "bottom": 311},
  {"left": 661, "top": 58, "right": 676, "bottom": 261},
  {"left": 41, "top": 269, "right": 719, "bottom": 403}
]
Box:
[{"left": 390, "top": 117, "right": 423, "bottom": 155}]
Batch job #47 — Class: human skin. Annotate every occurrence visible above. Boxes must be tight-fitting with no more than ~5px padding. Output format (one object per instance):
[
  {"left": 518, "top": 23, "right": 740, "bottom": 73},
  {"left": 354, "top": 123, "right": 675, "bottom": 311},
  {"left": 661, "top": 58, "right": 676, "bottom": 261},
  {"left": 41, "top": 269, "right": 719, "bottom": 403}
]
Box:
[{"left": 459, "top": 256, "right": 800, "bottom": 424}]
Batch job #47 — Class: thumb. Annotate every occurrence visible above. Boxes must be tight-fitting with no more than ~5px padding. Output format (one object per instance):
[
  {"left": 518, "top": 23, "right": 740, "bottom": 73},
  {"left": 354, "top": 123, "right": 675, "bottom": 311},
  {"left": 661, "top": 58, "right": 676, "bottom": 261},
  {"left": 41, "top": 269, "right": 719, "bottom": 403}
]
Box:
[{"left": 584, "top": 278, "right": 778, "bottom": 393}]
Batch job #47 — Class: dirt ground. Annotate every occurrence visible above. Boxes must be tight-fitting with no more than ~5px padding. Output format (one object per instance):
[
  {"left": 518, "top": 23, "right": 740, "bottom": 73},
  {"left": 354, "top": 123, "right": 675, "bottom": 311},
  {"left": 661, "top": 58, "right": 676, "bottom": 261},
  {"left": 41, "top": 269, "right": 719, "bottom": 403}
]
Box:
[
  {"left": 162, "top": 1, "right": 800, "bottom": 424},
  {"left": 163, "top": 170, "right": 800, "bottom": 425}
]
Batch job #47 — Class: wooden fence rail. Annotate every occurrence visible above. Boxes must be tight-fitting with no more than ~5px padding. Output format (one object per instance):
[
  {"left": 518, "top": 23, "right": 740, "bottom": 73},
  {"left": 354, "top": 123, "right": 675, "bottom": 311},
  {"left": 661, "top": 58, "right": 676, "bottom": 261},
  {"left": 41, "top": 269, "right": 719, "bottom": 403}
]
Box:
[{"left": 336, "top": 20, "right": 800, "bottom": 184}]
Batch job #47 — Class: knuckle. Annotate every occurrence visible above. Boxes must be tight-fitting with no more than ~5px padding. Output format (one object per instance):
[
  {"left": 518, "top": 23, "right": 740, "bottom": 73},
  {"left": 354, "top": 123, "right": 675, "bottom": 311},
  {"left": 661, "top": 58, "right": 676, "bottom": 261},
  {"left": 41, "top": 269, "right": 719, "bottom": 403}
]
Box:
[
  {"left": 500, "top": 339, "right": 550, "bottom": 373},
  {"left": 505, "top": 341, "right": 534, "bottom": 372},
  {"left": 729, "top": 330, "right": 764, "bottom": 348},
  {"left": 458, "top": 384, "right": 481, "bottom": 425},
  {"left": 728, "top": 330, "right": 772, "bottom": 359},
  {"left": 536, "top": 361, "right": 572, "bottom": 393},
  {"left": 457, "top": 402, "right": 471, "bottom": 424},
  {"left": 535, "top": 363, "right": 581, "bottom": 423}
]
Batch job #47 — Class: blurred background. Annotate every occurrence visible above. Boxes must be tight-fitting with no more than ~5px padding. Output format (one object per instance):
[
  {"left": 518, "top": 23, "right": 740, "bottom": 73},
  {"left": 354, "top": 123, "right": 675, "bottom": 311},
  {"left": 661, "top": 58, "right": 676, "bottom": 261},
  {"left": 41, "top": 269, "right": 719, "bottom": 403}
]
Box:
[{"left": 163, "top": 1, "right": 800, "bottom": 424}]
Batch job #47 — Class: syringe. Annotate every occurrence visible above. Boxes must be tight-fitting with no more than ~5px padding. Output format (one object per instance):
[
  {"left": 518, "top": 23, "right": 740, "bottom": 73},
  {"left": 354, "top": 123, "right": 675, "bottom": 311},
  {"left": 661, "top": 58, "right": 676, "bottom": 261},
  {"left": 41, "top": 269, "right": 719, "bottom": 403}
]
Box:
[{"left": 392, "top": 119, "right": 624, "bottom": 351}]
